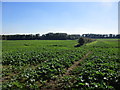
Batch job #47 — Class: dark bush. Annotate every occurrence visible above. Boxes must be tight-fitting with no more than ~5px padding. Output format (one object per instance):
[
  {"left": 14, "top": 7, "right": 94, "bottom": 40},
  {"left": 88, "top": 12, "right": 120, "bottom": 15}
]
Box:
[{"left": 74, "top": 37, "right": 95, "bottom": 47}]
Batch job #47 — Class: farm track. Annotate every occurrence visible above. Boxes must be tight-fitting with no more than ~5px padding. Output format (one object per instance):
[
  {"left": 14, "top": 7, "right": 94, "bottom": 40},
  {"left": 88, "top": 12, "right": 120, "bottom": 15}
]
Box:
[
  {"left": 41, "top": 51, "right": 92, "bottom": 90},
  {"left": 64, "top": 51, "right": 92, "bottom": 75}
]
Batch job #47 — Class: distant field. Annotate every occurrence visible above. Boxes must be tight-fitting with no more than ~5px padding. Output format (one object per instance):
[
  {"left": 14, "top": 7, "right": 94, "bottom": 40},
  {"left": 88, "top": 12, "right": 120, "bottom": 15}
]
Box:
[
  {"left": 2, "top": 39, "right": 120, "bottom": 90},
  {"left": 2, "top": 40, "right": 77, "bottom": 51}
]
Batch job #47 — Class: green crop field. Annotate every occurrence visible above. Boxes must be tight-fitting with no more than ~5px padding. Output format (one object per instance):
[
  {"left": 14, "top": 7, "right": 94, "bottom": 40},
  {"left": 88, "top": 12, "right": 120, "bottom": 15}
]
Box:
[{"left": 2, "top": 39, "right": 120, "bottom": 90}]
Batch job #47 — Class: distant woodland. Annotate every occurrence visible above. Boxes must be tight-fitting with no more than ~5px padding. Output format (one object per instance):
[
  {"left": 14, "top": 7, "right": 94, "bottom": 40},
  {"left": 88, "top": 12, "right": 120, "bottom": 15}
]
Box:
[{"left": 1, "top": 33, "right": 120, "bottom": 40}]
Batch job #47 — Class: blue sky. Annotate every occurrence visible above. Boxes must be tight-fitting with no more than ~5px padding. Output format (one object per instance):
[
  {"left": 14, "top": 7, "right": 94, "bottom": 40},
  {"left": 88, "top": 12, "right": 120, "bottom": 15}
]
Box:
[{"left": 2, "top": 2, "right": 118, "bottom": 35}]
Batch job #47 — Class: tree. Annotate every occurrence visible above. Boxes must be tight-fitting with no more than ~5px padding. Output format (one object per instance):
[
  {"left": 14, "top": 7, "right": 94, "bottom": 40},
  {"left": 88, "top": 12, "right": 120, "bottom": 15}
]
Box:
[{"left": 78, "top": 37, "right": 85, "bottom": 45}]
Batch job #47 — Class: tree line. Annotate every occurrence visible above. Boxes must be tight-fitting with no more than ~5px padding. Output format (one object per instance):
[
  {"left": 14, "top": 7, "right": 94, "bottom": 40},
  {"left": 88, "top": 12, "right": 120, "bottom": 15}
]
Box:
[{"left": 1, "top": 33, "right": 120, "bottom": 40}]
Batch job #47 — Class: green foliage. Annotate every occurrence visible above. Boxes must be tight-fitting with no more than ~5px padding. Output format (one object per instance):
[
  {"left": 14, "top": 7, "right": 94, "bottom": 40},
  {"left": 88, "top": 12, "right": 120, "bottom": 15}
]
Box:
[
  {"left": 2, "top": 39, "right": 120, "bottom": 89},
  {"left": 57, "top": 39, "right": 120, "bottom": 90},
  {"left": 2, "top": 40, "right": 87, "bottom": 89},
  {"left": 78, "top": 37, "right": 95, "bottom": 45}
]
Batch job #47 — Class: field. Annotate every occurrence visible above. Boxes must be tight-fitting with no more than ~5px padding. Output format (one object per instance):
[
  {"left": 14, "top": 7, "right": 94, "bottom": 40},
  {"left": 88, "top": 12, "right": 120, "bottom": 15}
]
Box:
[{"left": 2, "top": 39, "right": 120, "bottom": 89}]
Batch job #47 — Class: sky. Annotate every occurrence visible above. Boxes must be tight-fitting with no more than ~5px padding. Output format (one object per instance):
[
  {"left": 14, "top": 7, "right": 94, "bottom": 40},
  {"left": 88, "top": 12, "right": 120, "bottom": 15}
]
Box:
[{"left": 2, "top": 2, "right": 118, "bottom": 35}]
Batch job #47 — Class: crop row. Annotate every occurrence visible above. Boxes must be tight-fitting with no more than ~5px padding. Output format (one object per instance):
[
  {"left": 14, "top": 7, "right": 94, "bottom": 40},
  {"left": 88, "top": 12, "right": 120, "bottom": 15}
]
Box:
[{"left": 2, "top": 46, "right": 88, "bottom": 89}]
